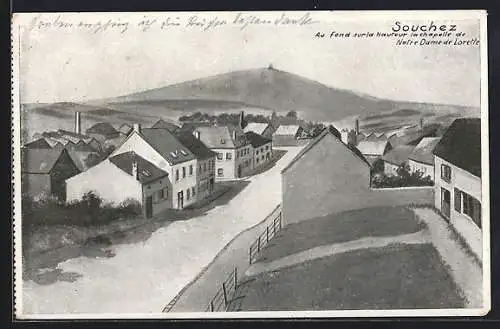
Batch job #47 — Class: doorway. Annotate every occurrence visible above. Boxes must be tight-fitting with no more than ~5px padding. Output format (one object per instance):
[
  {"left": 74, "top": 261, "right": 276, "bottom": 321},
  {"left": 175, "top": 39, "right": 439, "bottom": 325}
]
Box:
[
  {"left": 145, "top": 196, "right": 153, "bottom": 219},
  {"left": 177, "top": 191, "right": 184, "bottom": 209},
  {"left": 209, "top": 178, "right": 214, "bottom": 192},
  {"left": 441, "top": 187, "right": 451, "bottom": 219},
  {"left": 237, "top": 164, "right": 242, "bottom": 178}
]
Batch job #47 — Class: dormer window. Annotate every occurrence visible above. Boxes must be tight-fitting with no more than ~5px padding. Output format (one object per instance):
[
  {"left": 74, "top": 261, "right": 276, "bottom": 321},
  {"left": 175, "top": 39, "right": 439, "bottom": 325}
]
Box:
[
  {"left": 180, "top": 149, "right": 188, "bottom": 156},
  {"left": 170, "top": 151, "right": 178, "bottom": 158},
  {"left": 142, "top": 170, "right": 151, "bottom": 177}
]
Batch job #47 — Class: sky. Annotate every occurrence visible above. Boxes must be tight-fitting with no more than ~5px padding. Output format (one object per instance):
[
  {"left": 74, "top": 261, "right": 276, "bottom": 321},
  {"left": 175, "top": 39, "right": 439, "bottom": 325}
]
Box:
[{"left": 15, "top": 11, "right": 483, "bottom": 107}]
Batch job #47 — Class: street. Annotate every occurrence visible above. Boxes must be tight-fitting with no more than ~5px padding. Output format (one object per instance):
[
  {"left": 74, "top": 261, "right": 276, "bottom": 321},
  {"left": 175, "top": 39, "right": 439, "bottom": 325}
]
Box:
[{"left": 22, "top": 146, "right": 304, "bottom": 315}]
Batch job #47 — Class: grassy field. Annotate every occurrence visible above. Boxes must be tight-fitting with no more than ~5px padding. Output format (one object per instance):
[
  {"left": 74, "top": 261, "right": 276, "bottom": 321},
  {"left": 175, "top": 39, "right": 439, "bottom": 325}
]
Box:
[
  {"left": 256, "top": 206, "right": 426, "bottom": 263},
  {"left": 228, "top": 243, "right": 465, "bottom": 311}
]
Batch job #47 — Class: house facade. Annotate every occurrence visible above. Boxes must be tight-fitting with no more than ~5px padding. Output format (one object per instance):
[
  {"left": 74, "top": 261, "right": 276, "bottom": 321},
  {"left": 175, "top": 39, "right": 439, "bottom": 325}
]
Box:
[
  {"left": 22, "top": 148, "right": 81, "bottom": 201},
  {"left": 110, "top": 126, "right": 198, "bottom": 209},
  {"left": 245, "top": 131, "right": 273, "bottom": 168},
  {"left": 194, "top": 125, "right": 253, "bottom": 180},
  {"left": 381, "top": 145, "right": 415, "bottom": 176},
  {"left": 272, "top": 125, "right": 306, "bottom": 147},
  {"left": 355, "top": 140, "right": 393, "bottom": 166},
  {"left": 244, "top": 122, "right": 273, "bottom": 139},
  {"left": 433, "top": 118, "right": 482, "bottom": 260},
  {"left": 66, "top": 151, "right": 171, "bottom": 218}
]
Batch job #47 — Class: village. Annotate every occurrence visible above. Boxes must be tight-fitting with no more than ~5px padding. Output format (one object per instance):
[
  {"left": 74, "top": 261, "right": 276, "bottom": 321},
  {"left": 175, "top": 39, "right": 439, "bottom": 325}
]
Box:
[{"left": 20, "top": 106, "right": 483, "bottom": 313}]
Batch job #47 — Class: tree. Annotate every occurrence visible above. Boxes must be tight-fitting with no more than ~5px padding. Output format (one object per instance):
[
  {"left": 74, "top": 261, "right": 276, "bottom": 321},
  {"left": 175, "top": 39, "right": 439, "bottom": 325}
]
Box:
[{"left": 286, "top": 110, "right": 298, "bottom": 119}]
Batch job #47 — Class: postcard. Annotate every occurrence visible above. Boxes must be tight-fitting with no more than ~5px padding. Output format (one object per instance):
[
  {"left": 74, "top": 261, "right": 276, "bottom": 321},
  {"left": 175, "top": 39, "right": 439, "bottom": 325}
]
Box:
[{"left": 11, "top": 10, "right": 490, "bottom": 319}]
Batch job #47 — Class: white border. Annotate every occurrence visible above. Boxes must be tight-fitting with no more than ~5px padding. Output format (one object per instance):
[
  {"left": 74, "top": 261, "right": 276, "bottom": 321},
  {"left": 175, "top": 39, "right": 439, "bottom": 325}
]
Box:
[{"left": 12, "top": 9, "right": 490, "bottom": 319}]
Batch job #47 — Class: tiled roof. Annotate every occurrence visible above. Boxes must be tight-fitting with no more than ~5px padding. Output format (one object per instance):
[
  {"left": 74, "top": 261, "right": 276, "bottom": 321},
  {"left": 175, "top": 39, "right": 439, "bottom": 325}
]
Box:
[
  {"left": 244, "top": 123, "right": 269, "bottom": 135},
  {"left": 140, "top": 128, "right": 196, "bottom": 165},
  {"left": 109, "top": 151, "right": 168, "bottom": 184},
  {"left": 118, "top": 123, "right": 133, "bottom": 135},
  {"left": 282, "top": 127, "right": 370, "bottom": 174},
  {"left": 408, "top": 137, "right": 441, "bottom": 165},
  {"left": 433, "top": 118, "right": 481, "bottom": 177},
  {"left": 356, "top": 140, "right": 391, "bottom": 156},
  {"left": 24, "top": 138, "right": 52, "bottom": 149},
  {"left": 175, "top": 131, "right": 217, "bottom": 160},
  {"left": 382, "top": 145, "right": 415, "bottom": 166},
  {"left": 22, "top": 148, "right": 68, "bottom": 174},
  {"left": 245, "top": 131, "right": 272, "bottom": 148},
  {"left": 274, "top": 125, "right": 301, "bottom": 136},
  {"left": 195, "top": 125, "right": 249, "bottom": 149}
]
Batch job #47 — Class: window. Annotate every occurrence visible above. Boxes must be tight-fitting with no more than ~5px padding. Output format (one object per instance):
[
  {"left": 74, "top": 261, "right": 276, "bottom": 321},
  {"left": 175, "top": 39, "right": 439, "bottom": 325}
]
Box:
[
  {"left": 441, "top": 164, "right": 451, "bottom": 182},
  {"left": 192, "top": 187, "right": 196, "bottom": 197},
  {"left": 256, "top": 158, "right": 259, "bottom": 164},
  {"left": 199, "top": 164, "right": 202, "bottom": 172},
  {"left": 266, "top": 145, "right": 269, "bottom": 150},
  {"left": 164, "top": 187, "right": 168, "bottom": 197},
  {"left": 182, "top": 167, "right": 186, "bottom": 178},
  {"left": 187, "top": 188, "right": 191, "bottom": 200},
  {"left": 217, "top": 168, "right": 224, "bottom": 177},
  {"left": 226, "top": 152, "right": 232, "bottom": 160},
  {"left": 180, "top": 149, "right": 188, "bottom": 156},
  {"left": 261, "top": 147, "right": 264, "bottom": 153},
  {"left": 462, "top": 192, "right": 482, "bottom": 228},
  {"left": 217, "top": 152, "right": 223, "bottom": 160},
  {"left": 204, "top": 163, "right": 207, "bottom": 172},
  {"left": 454, "top": 188, "right": 461, "bottom": 212},
  {"left": 236, "top": 151, "right": 239, "bottom": 158},
  {"left": 159, "top": 188, "right": 164, "bottom": 199},
  {"left": 175, "top": 169, "right": 179, "bottom": 181},
  {"left": 221, "top": 138, "right": 226, "bottom": 144},
  {"left": 189, "top": 165, "right": 193, "bottom": 175},
  {"left": 256, "top": 150, "right": 259, "bottom": 155}
]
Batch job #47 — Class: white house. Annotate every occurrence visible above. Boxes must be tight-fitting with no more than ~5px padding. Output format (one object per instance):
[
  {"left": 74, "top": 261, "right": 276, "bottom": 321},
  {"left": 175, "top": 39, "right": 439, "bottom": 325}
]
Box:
[
  {"left": 109, "top": 125, "right": 199, "bottom": 209},
  {"left": 408, "top": 137, "right": 441, "bottom": 179},
  {"left": 355, "top": 139, "right": 392, "bottom": 166},
  {"left": 193, "top": 125, "right": 253, "bottom": 180},
  {"left": 66, "top": 151, "right": 171, "bottom": 219},
  {"left": 244, "top": 122, "right": 273, "bottom": 139},
  {"left": 381, "top": 145, "right": 415, "bottom": 176},
  {"left": 433, "top": 118, "right": 482, "bottom": 261}
]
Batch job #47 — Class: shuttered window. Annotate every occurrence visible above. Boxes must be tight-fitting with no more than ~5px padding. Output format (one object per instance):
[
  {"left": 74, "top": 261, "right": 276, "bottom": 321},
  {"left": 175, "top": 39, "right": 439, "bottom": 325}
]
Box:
[{"left": 454, "top": 188, "right": 461, "bottom": 212}]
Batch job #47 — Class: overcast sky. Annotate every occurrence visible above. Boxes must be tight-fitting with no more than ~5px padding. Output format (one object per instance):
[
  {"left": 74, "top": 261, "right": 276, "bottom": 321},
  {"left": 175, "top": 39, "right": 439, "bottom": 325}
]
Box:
[{"left": 16, "top": 12, "right": 482, "bottom": 107}]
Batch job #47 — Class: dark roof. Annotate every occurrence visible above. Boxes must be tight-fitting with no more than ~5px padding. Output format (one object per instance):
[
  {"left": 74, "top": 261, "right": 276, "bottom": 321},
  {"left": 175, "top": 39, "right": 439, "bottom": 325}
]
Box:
[
  {"left": 140, "top": 128, "right": 197, "bottom": 165},
  {"left": 74, "top": 140, "right": 97, "bottom": 152},
  {"left": 21, "top": 148, "right": 69, "bottom": 174},
  {"left": 118, "top": 123, "right": 133, "bottom": 135},
  {"left": 86, "top": 122, "right": 118, "bottom": 136},
  {"left": 57, "top": 129, "right": 91, "bottom": 140},
  {"left": 151, "top": 119, "right": 180, "bottom": 133},
  {"left": 195, "top": 125, "right": 249, "bottom": 148},
  {"left": 245, "top": 131, "right": 272, "bottom": 148},
  {"left": 433, "top": 118, "right": 481, "bottom": 177},
  {"left": 382, "top": 145, "right": 415, "bottom": 166},
  {"left": 282, "top": 128, "right": 370, "bottom": 174},
  {"left": 24, "top": 138, "right": 52, "bottom": 149},
  {"left": 175, "top": 131, "right": 217, "bottom": 160},
  {"left": 408, "top": 137, "right": 441, "bottom": 165},
  {"left": 109, "top": 151, "right": 168, "bottom": 184},
  {"left": 179, "top": 121, "right": 213, "bottom": 133}
]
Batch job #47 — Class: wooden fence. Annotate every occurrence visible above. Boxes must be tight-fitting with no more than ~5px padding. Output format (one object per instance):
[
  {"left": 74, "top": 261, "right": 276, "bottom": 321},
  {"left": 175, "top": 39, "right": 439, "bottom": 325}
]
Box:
[
  {"left": 205, "top": 268, "right": 238, "bottom": 312},
  {"left": 249, "top": 212, "right": 282, "bottom": 265}
]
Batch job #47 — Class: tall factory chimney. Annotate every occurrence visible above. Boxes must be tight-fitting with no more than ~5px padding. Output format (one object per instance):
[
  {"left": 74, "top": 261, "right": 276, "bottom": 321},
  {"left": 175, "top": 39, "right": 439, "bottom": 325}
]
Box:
[
  {"left": 239, "top": 111, "right": 245, "bottom": 129},
  {"left": 74, "top": 112, "right": 81, "bottom": 134},
  {"left": 355, "top": 118, "right": 360, "bottom": 135}
]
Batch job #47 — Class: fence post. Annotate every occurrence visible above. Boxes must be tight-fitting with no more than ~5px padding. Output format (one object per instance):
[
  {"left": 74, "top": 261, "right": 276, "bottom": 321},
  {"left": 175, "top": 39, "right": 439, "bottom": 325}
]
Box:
[
  {"left": 266, "top": 226, "right": 269, "bottom": 243},
  {"left": 249, "top": 247, "right": 252, "bottom": 265},
  {"left": 234, "top": 267, "right": 238, "bottom": 288},
  {"left": 222, "top": 282, "right": 228, "bottom": 307},
  {"left": 210, "top": 299, "right": 214, "bottom": 312},
  {"left": 279, "top": 213, "right": 282, "bottom": 230},
  {"left": 257, "top": 236, "right": 261, "bottom": 253},
  {"left": 273, "top": 218, "right": 276, "bottom": 236}
]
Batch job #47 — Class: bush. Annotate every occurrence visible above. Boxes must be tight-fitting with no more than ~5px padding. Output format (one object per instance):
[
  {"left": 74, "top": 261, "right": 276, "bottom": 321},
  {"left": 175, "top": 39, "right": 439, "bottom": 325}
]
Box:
[
  {"left": 371, "top": 164, "right": 434, "bottom": 188},
  {"left": 22, "top": 191, "right": 143, "bottom": 234}
]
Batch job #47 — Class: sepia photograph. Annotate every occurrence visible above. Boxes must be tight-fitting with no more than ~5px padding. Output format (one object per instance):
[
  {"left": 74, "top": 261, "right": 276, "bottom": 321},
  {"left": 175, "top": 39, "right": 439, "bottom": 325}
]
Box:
[{"left": 11, "top": 10, "right": 490, "bottom": 318}]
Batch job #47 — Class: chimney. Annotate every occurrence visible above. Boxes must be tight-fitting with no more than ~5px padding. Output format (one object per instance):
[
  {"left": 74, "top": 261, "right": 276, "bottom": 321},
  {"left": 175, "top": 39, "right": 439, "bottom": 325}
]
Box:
[
  {"left": 131, "top": 159, "right": 139, "bottom": 180},
  {"left": 74, "top": 112, "right": 81, "bottom": 134},
  {"left": 232, "top": 130, "right": 237, "bottom": 141},
  {"left": 419, "top": 117, "right": 424, "bottom": 130},
  {"left": 239, "top": 111, "right": 245, "bottom": 129},
  {"left": 133, "top": 123, "right": 141, "bottom": 133},
  {"left": 355, "top": 118, "right": 360, "bottom": 135},
  {"left": 194, "top": 130, "right": 201, "bottom": 140}
]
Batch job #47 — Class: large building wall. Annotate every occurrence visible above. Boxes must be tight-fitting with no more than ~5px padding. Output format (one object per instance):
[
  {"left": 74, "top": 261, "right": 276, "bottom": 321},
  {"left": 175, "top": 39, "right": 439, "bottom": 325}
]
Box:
[
  {"left": 282, "top": 134, "right": 434, "bottom": 226},
  {"left": 66, "top": 160, "right": 143, "bottom": 205},
  {"left": 196, "top": 157, "right": 216, "bottom": 201},
  {"left": 22, "top": 173, "right": 51, "bottom": 199},
  {"left": 408, "top": 159, "right": 434, "bottom": 179},
  {"left": 142, "top": 178, "right": 171, "bottom": 217},
  {"left": 253, "top": 141, "right": 273, "bottom": 168},
  {"left": 170, "top": 159, "right": 198, "bottom": 209},
  {"left": 434, "top": 155, "right": 482, "bottom": 260},
  {"left": 214, "top": 148, "right": 236, "bottom": 180}
]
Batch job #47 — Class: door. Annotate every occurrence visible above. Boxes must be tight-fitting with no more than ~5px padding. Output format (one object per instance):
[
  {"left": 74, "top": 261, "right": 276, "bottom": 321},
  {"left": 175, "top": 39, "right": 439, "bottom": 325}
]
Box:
[
  {"left": 209, "top": 178, "right": 214, "bottom": 192},
  {"left": 145, "top": 196, "right": 153, "bottom": 219},
  {"left": 177, "top": 191, "right": 184, "bottom": 209},
  {"left": 441, "top": 188, "right": 451, "bottom": 219},
  {"left": 237, "top": 164, "right": 242, "bottom": 178}
]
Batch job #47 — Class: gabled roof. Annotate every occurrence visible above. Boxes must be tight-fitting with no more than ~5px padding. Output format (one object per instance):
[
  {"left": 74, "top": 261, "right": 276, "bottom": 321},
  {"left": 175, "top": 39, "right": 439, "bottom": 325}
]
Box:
[
  {"left": 24, "top": 138, "right": 52, "bottom": 149},
  {"left": 118, "top": 123, "right": 133, "bottom": 135},
  {"left": 244, "top": 122, "right": 270, "bottom": 135},
  {"left": 408, "top": 137, "right": 441, "bottom": 165},
  {"left": 109, "top": 151, "right": 168, "bottom": 184},
  {"left": 21, "top": 148, "right": 70, "bottom": 174},
  {"left": 433, "top": 118, "right": 481, "bottom": 177},
  {"left": 356, "top": 140, "right": 391, "bottom": 156},
  {"left": 67, "top": 150, "right": 99, "bottom": 172},
  {"left": 151, "top": 119, "right": 180, "bottom": 133},
  {"left": 139, "top": 128, "right": 197, "bottom": 165},
  {"left": 86, "top": 122, "right": 118, "bottom": 136},
  {"left": 57, "top": 129, "right": 91, "bottom": 141},
  {"left": 74, "top": 140, "right": 98, "bottom": 152},
  {"left": 195, "top": 125, "right": 249, "bottom": 149},
  {"left": 274, "top": 125, "right": 302, "bottom": 136},
  {"left": 282, "top": 128, "right": 370, "bottom": 174},
  {"left": 175, "top": 131, "right": 217, "bottom": 160},
  {"left": 245, "top": 131, "right": 272, "bottom": 148},
  {"left": 382, "top": 145, "right": 415, "bottom": 166}
]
